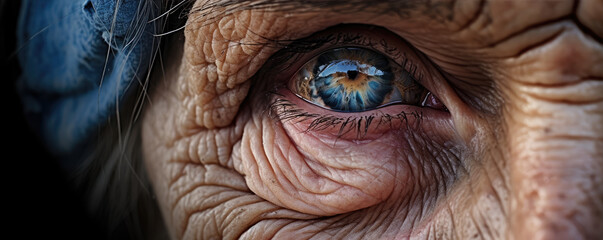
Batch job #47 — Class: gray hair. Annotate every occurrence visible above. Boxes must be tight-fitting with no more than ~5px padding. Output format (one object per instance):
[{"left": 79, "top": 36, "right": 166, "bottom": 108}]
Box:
[{"left": 69, "top": 1, "right": 192, "bottom": 239}]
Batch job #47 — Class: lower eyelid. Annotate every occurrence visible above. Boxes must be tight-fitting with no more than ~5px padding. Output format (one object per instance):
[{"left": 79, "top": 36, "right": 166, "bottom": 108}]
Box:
[{"left": 271, "top": 89, "right": 452, "bottom": 142}]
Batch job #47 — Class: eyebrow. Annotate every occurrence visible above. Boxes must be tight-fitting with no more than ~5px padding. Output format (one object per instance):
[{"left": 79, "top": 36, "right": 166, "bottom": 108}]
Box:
[{"left": 187, "top": 0, "right": 432, "bottom": 23}]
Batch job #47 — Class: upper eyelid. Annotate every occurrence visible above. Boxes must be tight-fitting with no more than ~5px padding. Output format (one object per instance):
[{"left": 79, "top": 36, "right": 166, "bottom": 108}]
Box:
[
  {"left": 184, "top": 0, "right": 472, "bottom": 94},
  {"left": 186, "top": 7, "right": 448, "bottom": 111},
  {"left": 185, "top": 2, "right": 441, "bottom": 93},
  {"left": 257, "top": 24, "right": 429, "bottom": 86}
]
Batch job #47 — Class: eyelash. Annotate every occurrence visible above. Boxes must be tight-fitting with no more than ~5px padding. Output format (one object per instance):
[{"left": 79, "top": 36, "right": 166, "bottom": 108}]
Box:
[
  {"left": 268, "top": 94, "right": 424, "bottom": 139},
  {"left": 259, "top": 25, "right": 431, "bottom": 138}
]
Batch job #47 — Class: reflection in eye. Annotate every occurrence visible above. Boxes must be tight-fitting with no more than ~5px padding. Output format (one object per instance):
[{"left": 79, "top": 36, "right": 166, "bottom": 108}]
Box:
[{"left": 290, "top": 47, "right": 427, "bottom": 112}]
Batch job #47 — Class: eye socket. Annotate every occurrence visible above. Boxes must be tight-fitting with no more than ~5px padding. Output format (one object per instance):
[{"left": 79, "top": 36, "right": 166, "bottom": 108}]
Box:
[{"left": 288, "top": 47, "right": 428, "bottom": 112}]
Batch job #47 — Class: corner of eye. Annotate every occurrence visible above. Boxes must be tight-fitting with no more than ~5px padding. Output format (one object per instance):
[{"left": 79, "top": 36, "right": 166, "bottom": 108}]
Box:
[
  {"left": 450, "top": 106, "right": 483, "bottom": 146},
  {"left": 423, "top": 76, "right": 480, "bottom": 142},
  {"left": 434, "top": 89, "right": 481, "bottom": 144}
]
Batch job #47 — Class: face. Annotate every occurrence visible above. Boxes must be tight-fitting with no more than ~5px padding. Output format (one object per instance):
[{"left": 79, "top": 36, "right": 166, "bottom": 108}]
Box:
[{"left": 141, "top": 0, "right": 603, "bottom": 239}]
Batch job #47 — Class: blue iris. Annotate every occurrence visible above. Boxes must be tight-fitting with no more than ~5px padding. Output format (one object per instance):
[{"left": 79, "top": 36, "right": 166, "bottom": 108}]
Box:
[{"left": 312, "top": 48, "right": 394, "bottom": 112}]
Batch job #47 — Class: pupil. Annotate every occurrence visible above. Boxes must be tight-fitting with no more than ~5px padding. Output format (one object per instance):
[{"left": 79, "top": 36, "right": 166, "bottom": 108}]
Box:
[{"left": 347, "top": 70, "right": 358, "bottom": 80}]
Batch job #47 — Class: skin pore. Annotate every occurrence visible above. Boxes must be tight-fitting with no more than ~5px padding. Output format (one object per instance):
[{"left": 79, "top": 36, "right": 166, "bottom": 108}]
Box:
[{"left": 141, "top": 0, "right": 603, "bottom": 239}]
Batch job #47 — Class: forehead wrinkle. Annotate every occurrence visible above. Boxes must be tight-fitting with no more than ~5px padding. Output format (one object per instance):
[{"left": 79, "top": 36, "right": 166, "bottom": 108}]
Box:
[{"left": 189, "top": 0, "right": 425, "bottom": 25}]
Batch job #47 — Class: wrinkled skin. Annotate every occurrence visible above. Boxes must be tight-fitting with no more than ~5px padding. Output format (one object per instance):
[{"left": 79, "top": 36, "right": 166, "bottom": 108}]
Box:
[{"left": 142, "top": 0, "right": 603, "bottom": 239}]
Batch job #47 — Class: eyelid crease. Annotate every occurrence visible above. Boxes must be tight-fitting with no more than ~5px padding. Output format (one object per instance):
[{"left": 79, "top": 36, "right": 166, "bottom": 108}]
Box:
[{"left": 262, "top": 24, "right": 428, "bottom": 88}]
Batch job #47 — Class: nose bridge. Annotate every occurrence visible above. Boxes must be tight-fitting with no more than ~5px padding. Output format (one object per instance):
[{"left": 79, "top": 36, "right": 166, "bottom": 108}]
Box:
[{"left": 501, "top": 28, "right": 603, "bottom": 239}]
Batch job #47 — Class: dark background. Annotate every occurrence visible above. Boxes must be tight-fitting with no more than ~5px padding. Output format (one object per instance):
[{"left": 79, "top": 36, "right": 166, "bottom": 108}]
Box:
[{"left": 2, "top": 1, "right": 104, "bottom": 238}]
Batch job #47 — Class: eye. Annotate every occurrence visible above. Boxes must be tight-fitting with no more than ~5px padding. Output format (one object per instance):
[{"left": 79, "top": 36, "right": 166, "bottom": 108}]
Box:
[
  {"left": 258, "top": 24, "right": 449, "bottom": 140},
  {"left": 289, "top": 47, "right": 427, "bottom": 112}
]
